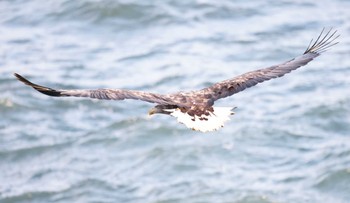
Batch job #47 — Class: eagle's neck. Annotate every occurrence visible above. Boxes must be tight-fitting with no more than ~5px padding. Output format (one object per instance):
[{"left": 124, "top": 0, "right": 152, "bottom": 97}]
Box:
[{"left": 167, "top": 107, "right": 235, "bottom": 132}]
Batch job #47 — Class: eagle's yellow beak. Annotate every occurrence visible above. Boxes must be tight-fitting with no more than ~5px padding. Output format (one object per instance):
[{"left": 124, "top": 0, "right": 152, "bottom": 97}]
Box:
[{"left": 148, "top": 107, "right": 157, "bottom": 116}]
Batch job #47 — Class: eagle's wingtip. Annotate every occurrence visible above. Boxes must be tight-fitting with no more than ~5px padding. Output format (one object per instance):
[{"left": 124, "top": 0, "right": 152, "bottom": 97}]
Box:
[
  {"left": 304, "top": 28, "right": 339, "bottom": 54},
  {"left": 14, "top": 73, "right": 62, "bottom": 97},
  {"left": 14, "top": 73, "right": 22, "bottom": 80},
  {"left": 14, "top": 73, "right": 33, "bottom": 86}
]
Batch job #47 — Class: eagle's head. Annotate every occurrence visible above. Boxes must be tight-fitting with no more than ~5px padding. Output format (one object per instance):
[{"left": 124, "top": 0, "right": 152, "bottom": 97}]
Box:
[{"left": 148, "top": 105, "right": 178, "bottom": 116}]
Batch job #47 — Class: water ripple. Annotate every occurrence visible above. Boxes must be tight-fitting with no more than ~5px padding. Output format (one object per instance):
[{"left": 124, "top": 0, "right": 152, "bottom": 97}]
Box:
[{"left": 1, "top": 0, "right": 350, "bottom": 202}]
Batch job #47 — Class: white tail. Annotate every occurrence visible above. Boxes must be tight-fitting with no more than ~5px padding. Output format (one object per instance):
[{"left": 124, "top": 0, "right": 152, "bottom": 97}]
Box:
[{"left": 168, "top": 107, "right": 235, "bottom": 132}]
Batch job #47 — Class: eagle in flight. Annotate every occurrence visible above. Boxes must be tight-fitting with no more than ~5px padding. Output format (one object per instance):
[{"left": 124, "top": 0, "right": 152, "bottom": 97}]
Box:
[{"left": 15, "top": 29, "right": 339, "bottom": 132}]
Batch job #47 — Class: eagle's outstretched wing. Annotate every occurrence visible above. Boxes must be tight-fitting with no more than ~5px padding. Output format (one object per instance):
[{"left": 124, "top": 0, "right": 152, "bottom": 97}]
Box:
[
  {"left": 14, "top": 73, "right": 181, "bottom": 106},
  {"left": 197, "top": 28, "right": 339, "bottom": 103},
  {"left": 15, "top": 29, "right": 339, "bottom": 110}
]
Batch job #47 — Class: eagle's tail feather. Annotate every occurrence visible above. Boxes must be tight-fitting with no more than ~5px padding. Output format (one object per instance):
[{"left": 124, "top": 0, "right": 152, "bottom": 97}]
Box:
[{"left": 168, "top": 107, "right": 235, "bottom": 132}]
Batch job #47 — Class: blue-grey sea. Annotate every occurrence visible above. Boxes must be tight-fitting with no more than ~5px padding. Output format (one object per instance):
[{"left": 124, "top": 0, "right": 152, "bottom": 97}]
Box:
[{"left": 1, "top": 0, "right": 350, "bottom": 202}]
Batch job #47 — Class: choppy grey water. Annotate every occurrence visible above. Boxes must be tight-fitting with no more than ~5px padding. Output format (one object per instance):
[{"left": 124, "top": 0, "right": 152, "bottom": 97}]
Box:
[{"left": 1, "top": 0, "right": 350, "bottom": 202}]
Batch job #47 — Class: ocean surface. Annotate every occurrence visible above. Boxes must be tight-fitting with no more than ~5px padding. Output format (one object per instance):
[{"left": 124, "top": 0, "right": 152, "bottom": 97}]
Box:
[{"left": 1, "top": 0, "right": 350, "bottom": 202}]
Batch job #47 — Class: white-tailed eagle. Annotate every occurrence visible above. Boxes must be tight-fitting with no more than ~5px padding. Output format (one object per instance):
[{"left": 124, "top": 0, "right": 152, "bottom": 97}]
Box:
[{"left": 15, "top": 29, "right": 339, "bottom": 132}]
